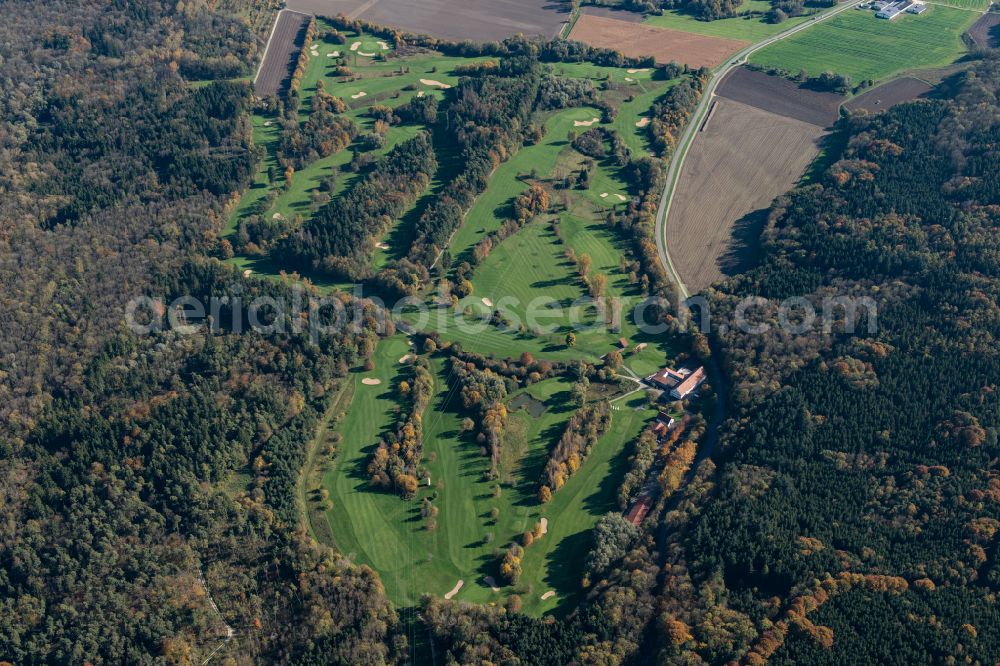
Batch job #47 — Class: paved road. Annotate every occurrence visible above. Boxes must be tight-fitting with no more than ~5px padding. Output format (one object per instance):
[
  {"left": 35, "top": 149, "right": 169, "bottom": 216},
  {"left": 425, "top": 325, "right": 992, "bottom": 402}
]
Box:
[{"left": 654, "top": 0, "right": 862, "bottom": 300}]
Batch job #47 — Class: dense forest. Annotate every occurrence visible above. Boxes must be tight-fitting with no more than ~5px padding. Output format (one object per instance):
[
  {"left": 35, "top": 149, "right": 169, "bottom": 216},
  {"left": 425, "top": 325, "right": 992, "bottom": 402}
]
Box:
[
  {"left": 651, "top": 57, "right": 1000, "bottom": 664},
  {"left": 0, "top": 1, "right": 397, "bottom": 662},
  {"left": 2, "top": 0, "right": 998, "bottom": 662}
]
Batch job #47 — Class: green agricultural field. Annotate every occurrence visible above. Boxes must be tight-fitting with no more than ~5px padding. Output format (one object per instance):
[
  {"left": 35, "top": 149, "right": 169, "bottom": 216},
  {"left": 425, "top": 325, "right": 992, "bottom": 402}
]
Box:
[
  {"left": 644, "top": 0, "right": 812, "bottom": 42},
  {"left": 314, "top": 337, "right": 653, "bottom": 615},
  {"left": 929, "top": 0, "right": 992, "bottom": 9},
  {"left": 749, "top": 6, "right": 977, "bottom": 82}
]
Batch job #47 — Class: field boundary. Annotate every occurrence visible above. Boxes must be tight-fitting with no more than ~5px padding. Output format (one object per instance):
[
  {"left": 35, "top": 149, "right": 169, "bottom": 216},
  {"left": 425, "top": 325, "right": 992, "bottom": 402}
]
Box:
[{"left": 654, "top": 0, "right": 861, "bottom": 299}]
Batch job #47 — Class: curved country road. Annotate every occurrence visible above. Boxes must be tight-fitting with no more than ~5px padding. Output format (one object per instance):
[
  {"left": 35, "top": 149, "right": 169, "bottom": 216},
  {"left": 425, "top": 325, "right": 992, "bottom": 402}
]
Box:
[{"left": 654, "top": 0, "right": 861, "bottom": 300}]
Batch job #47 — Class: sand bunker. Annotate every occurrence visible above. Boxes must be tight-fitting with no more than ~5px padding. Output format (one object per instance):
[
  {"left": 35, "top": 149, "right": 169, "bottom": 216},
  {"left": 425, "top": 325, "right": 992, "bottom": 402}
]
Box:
[
  {"left": 242, "top": 269, "right": 253, "bottom": 278},
  {"left": 351, "top": 91, "right": 367, "bottom": 99},
  {"left": 483, "top": 575, "right": 500, "bottom": 592},
  {"left": 375, "top": 242, "right": 390, "bottom": 249},
  {"left": 541, "top": 591, "right": 555, "bottom": 600},
  {"left": 272, "top": 212, "right": 284, "bottom": 220},
  {"left": 398, "top": 354, "right": 413, "bottom": 364},
  {"left": 417, "top": 91, "right": 425, "bottom": 97},
  {"left": 358, "top": 50, "right": 377, "bottom": 57},
  {"left": 614, "top": 194, "right": 627, "bottom": 202},
  {"left": 573, "top": 117, "right": 600, "bottom": 127},
  {"left": 635, "top": 117, "right": 650, "bottom": 128},
  {"left": 361, "top": 377, "right": 382, "bottom": 386},
  {"left": 263, "top": 120, "right": 273, "bottom": 126},
  {"left": 444, "top": 580, "right": 464, "bottom": 599},
  {"left": 627, "top": 68, "right": 650, "bottom": 74},
  {"left": 600, "top": 192, "right": 608, "bottom": 198},
  {"left": 481, "top": 297, "right": 494, "bottom": 307},
  {"left": 420, "top": 78, "right": 452, "bottom": 89},
  {"left": 624, "top": 77, "right": 635, "bottom": 82},
  {"left": 350, "top": 41, "right": 361, "bottom": 52},
  {"left": 539, "top": 517, "right": 548, "bottom": 535},
  {"left": 327, "top": 51, "right": 340, "bottom": 57},
  {"left": 378, "top": 40, "right": 390, "bottom": 50}
]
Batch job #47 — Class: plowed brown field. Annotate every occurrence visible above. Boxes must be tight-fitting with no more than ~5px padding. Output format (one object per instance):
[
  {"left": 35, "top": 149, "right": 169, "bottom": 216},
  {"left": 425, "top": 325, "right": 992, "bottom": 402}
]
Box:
[
  {"left": 569, "top": 14, "right": 748, "bottom": 68},
  {"left": 255, "top": 10, "right": 310, "bottom": 97},
  {"left": 286, "top": 0, "right": 570, "bottom": 41},
  {"left": 666, "top": 98, "right": 824, "bottom": 291}
]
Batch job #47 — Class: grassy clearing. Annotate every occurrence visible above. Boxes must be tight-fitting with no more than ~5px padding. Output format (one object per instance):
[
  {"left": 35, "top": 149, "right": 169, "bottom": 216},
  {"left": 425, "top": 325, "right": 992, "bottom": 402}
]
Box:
[
  {"left": 749, "top": 6, "right": 976, "bottom": 82},
  {"left": 644, "top": 0, "right": 812, "bottom": 41},
  {"left": 420, "top": 106, "right": 675, "bottom": 373},
  {"left": 448, "top": 106, "right": 606, "bottom": 262},
  {"left": 315, "top": 339, "right": 650, "bottom": 615},
  {"left": 612, "top": 80, "right": 676, "bottom": 158},
  {"left": 523, "top": 392, "right": 652, "bottom": 614}
]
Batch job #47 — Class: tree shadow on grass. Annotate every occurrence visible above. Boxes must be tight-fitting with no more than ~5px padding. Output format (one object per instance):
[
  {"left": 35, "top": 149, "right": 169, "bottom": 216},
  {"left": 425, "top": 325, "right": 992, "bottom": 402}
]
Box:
[
  {"left": 511, "top": 418, "right": 570, "bottom": 508},
  {"left": 540, "top": 529, "right": 592, "bottom": 618},
  {"left": 581, "top": 431, "right": 634, "bottom": 517}
]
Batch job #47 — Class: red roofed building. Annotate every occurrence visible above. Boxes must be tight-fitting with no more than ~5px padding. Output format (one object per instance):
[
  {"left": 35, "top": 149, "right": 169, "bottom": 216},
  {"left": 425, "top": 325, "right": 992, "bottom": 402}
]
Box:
[
  {"left": 648, "top": 365, "right": 706, "bottom": 400},
  {"left": 625, "top": 495, "right": 653, "bottom": 526}
]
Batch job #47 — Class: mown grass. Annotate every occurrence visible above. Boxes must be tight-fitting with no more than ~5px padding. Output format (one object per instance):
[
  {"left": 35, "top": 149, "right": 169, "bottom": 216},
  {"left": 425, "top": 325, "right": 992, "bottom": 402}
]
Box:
[
  {"left": 749, "top": 6, "right": 976, "bottom": 82},
  {"left": 448, "top": 106, "right": 605, "bottom": 261},
  {"left": 225, "top": 22, "right": 490, "bottom": 281},
  {"left": 316, "top": 339, "right": 649, "bottom": 615},
  {"left": 644, "top": 0, "right": 812, "bottom": 41},
  {"left": 232, "top": 27, "right": 683, "bottom": 617}
]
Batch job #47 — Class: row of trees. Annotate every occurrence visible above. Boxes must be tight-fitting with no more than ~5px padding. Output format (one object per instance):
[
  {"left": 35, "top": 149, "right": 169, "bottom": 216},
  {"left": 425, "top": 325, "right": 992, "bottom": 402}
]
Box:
[
  {"left": 368, "top": 356, "right": 435, "bottom": 498},
  {"left": 451, "top": 358, "right": 514, "bottom": 479},
  {"left": 470, "top": 183, "right": 552, "bottom": 265},
  {"left": 406, "top": 58, "right": 543, "bottom": 267},
  {"left": 540, "top": 401, "right": 613, "bottom": 499},
  {"left": 272, "top": 133, "right": 438, "bottom": 279}
]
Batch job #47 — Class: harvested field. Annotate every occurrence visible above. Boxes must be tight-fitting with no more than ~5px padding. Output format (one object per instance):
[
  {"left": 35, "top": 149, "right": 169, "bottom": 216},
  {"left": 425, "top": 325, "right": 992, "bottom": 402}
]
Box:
[
  {"left": 255, "top": 10, "right": 310, "bottom": 97},
  {"left": 717, "top": 67, "right": 843, "bottom": 127},
  {"left": 845, "top": 77, "right": 932, "bottom": 114},
  {"left": 667, "top": 98, "right": 825, "bottom": 292},
  {"left": 967, "top": 12, "right": 1000, "bottom": 49},
  {"left": 580, "top": 5, "right": 645, "bottom": 22},
  {"left": 285, "top": 0, "right": 569, "bottom": 42},
  {"left": 569, "top": 14, "right": 748, "bottom": 68}
]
